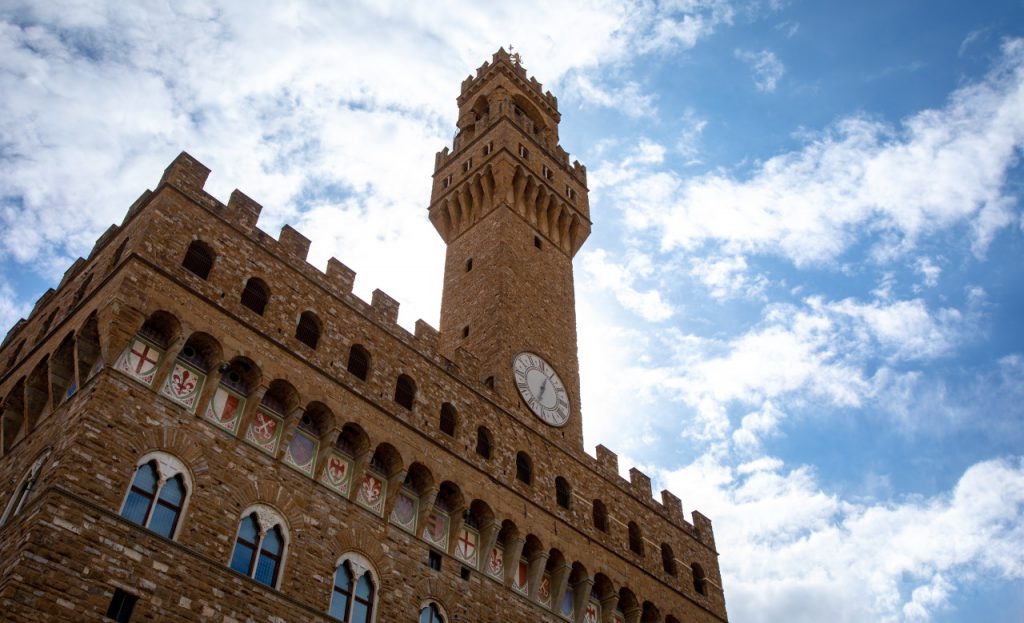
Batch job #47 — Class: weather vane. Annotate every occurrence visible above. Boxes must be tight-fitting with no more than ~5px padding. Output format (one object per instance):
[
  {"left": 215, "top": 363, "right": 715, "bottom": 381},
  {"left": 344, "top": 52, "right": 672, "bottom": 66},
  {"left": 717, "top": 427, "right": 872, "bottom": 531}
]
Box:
[{"left": 509, "top": 44, "right": 522, "bottom": 66}]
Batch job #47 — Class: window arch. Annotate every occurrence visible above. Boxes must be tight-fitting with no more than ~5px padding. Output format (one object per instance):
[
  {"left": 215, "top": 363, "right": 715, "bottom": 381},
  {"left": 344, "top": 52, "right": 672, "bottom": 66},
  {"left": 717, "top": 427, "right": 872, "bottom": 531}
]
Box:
[
  {"left": 229, "top": 505, "right": 288, "bottom": 588},
  {"left": 691, "top": 562, "right": 707, "bottom": 596},
  {"left": 475, "top": 426, "right": 492, "bottom": 459},
  {"left": 347, "top": 344, "right": 370, "bottom": 381},
  {"left": 119, "top": 451, "right": 191, "bottom": 540},
  {"left": 295, "top": 311, "right": 321, "bottom": 349},
  {"left": 592, "top": 499, "right": 608, "bottom": 532},
  {"left": 555, "top": 476, "right": 571, "bottom": 509},
  {"left": 515, "top": 451, "right": 532, "bottom": 485},
  {"left": 0, "top": 448, "right": 50, "bottom": 526},
  {"left": 419, "top": 602, "right": 447, "bottom": 623},
  {"left": 628, "top": 521, "right": 644, "bottom": 555},
  {"left": 330, "top": 553, "right": 379, "bottom": 622},
  {"left": 240, "top": 277, "right": 270, "bottom": 315},
  {"left": 662, "top": 543, "right": 678, "bottom": 576},
  {"left": 439, "top": 403, "right": 457, "bottom": 437},
  {"left": 182, "top": 240, "right": 214, "bottom": 279},
  {"left": 394, "top": 374, "right": 416, "bottom": 410}
]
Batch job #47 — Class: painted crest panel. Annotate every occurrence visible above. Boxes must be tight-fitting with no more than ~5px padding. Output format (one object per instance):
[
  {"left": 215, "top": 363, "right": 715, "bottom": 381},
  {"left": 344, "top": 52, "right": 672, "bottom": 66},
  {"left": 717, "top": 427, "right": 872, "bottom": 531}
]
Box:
[
  {"left": 454, "top": 525, "right": 479, "bottom": 566},
  {"left": 583, "top": 602, "right": 600, "bottom": 623},
  {"left": 319, "top": 451, "right": 353, "bottom": 497},
  {"left": 486, "top": 545, "right": 504, "bottom": 580},
  {"left": 159, "top": 361, "right": 206, "bottom": 412},
  {"left": 115, "top": 338, "right": 163, "bottom": 386},
  {"left": 422, "top": 508, "right": 450, "bottom": 551},
  {"left": 613, "top": 612, "right": 625, "bottom": 623},
  {"left": 356, "top": 472, "right": 387, "bottom": 516},
  {"left": 245, "top": 409, "right": 283, "bottom": 455},
  {"left": 560, "top": 588, "right": 574, "bottom": 618},
  {"left": 513, "top": 559, "right": 529, "bottom": 595},
  {"left": 390, "top": 488, "right": 419, "bottom": 533},
  {"left": 283, "top": 428, "right": 319, "bottom": 476},
  {"left": 538, "top": 572, "right": 552, "bottom": 607},
  {"left": 204, "top": 385, "right": 246, "bottom": 434}
]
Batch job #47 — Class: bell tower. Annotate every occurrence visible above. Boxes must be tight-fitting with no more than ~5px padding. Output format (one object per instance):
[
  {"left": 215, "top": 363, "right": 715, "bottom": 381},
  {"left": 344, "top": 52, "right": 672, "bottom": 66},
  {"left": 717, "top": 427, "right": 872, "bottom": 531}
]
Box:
[{"left": 429, "top": 48, "right": 592, "bottom": 451}]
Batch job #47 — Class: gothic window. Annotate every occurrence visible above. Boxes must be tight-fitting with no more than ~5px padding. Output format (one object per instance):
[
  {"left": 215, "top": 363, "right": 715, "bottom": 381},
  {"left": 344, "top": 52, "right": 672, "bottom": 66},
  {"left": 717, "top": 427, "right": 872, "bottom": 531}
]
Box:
[
  {"left": 592, "top": 499, "right": 608, "bottom": 533},
  {"left": 182, "top": 240, "right": 214, "bottom": 279},
  {"left": 515, "top": 451, "right": 532, "bottom": 485},
  {"left": 119, "top": 452, "right": 191, "bottom": 540},
  {"left": 419, "top": 602, "right": 446, "bottom": 623},
  {"left": 518, "top": 144, "right": 529, "bottom": 159},
  {"left": 439, "top": 403, "right": 457, "bottom": 436},
  {"left": 229, "top": 506, "right": 288, "bottom": 588},
  {"left": 240, "top": 277, "right": 269, "bottom": 315},
  {"left": 628, "top": 521, "right": 644, "bottom": 555},
  {"left": 295, "top": 311, "right": 321, "bottom": 349},
  {"left": 465, "top": 258, "right": 473, "bottom": 272},
  {"left": 0, "top": 449, "right": 50, "bottom": 526},
  {"left": 555, "top": 476, "right": 571, "bottom": 509},
  {"left": 691, "top": 562, "right": 707, "bottom": 596},
  {"left": 347, "top": 344, "right": 370, "bottom": 380},
  {"left": 394, "top": 374, "right": 416, "bottom": 410},
  {"left": 330, "top": 554, "right": 377, "bottom": 623},
  {"left": 661, "top": 543, "right": 678, "bottom": 576},
  {"left": 475, "top": 426, "right": 492, "bottom": 459}
]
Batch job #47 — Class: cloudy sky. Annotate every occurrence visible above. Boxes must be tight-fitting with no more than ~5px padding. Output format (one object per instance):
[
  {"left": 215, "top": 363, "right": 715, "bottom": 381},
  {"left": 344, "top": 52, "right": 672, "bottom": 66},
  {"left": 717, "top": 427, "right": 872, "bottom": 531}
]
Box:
[{"left": 2, "top": 1, "right": 1023, "bottom": 621}]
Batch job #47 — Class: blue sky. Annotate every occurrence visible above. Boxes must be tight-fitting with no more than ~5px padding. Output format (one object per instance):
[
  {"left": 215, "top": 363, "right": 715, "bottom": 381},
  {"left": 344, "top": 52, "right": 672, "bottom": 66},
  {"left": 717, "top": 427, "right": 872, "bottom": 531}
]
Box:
[{"left": 2, "top": 1, "right": 1023, "bottom": 621}]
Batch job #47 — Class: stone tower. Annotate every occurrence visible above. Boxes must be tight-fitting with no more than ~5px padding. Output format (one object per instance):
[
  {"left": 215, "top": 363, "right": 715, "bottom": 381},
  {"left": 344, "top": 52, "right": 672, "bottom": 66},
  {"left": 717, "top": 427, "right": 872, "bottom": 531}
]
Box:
[
  {"left": 431, "top": 48, "right": 592, "bottom": 453},
  {"left": 0, "top": 50, "right": 728, "bottom": 623}
]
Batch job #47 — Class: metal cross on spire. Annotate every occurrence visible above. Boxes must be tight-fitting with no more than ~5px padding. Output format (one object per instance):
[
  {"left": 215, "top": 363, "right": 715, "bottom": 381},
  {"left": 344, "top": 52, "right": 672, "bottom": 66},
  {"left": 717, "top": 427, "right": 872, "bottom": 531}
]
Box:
[{"left": 508, "top": 44, "right": 522, "bottom": 66}]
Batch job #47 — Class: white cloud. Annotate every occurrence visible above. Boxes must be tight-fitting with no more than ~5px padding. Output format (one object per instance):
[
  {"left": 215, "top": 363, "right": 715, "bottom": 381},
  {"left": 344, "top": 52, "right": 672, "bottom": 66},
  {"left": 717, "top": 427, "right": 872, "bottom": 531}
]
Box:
[
  {"left": 735, "top": 48, "right": 785, "bottom": 92},
  {"left": 688, "top": 254, "right": 767, "bottom": 299},
  {"left": 913, "top": 257, "right": 941, "bottom": 288},
  {"left": 570, "top": 75, "right": 658, "bottom": 118},
  {"left": 603, "top": 38, "right": 1024, "bottom": 268},
  {"left": 579, "top": 248, "right": 674, "bottom": 321}
]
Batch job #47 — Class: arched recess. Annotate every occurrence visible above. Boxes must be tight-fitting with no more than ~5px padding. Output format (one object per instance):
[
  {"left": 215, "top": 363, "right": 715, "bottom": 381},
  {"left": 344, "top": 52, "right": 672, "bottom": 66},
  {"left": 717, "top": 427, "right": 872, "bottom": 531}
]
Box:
[
  {"left": 627, "top": 521, "right": 644, "bottom": 556},
  {"left": 75, "top": 313, "right": 101, "bottom": 385},
  {"left": 490, "top": 519, "right": 520, "bottom": 583},
  {"left": 590, "top": 572, "right": 617, "bottom": 622},
  {"left": 115, "top": 310, "right": 180, "bottom": 388},
  {"left": 160, "top": 332, "right": 221, "bottom": 414},
  {"left": 617, "top": 587, "right": 640, "bottom": 623},
  {"left": 295, "top": 310, "right": 321, "bottom": 349},
  {"left": 181, "top": 239, "right": 215, "bottom": 280},
  {"left": 562, "top": 560, "right": 590, "bottom": 621},
  {"left": 454, "top": 498, "right": 494, "bottom": 570},
  {"left": 691, "top": 562, "right": 708, "bottom": 596},
  {"left": 661, "top": 543, "right": 678, "bottom": 577},
  {"left": 347, "top": 344, "right": 371, "bottom": 381},
  {"left": 641, "top": 601, "right": 662, "bottom": 623},
  {"left": 592, "top": 499, "right": 609, "bottom": 533},
  {"left": 510, "top": 94, "right": 547, "bottom": 136},
  {"left": 205, "top": 355, "right": 262, "bottom": 437},
  {"left": 240, "top": 377, "right": 299, "bottom": 458},
  {"left": 1, "top": 378, "right": 26, "bottom": 454},
  {"left": 355, "top": 442, "right": 403, "bottom": 517},
  {"left": 475, "top": 426, "right": 492, "bottom": 459},
  {"left": 282, "top": 401, "right": 333, "bottom": 477},
  {"left": 541, "top": 548, "right": 567, "bottom": 609},
  {"left": 24, "top": 357, "right": 49, "bottom": 428},
  {"left": 391, "top": 461, "right": 434, "bottom": 535},
  {"left": 49, "top": 332, "right": 76, "bottom": 404},
  {"left": 518, "top": 534, "right": 545, "bottom": 597},
  {"left": 423, "top": 480, "right": 464, "bottom": 553},
  {"left": 240, "top": 277, "right": 270, "bottom": 315}
]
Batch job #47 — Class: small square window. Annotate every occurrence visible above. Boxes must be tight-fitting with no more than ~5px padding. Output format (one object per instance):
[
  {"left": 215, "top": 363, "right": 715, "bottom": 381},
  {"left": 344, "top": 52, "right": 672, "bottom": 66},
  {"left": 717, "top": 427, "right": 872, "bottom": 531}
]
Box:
[
  {"left": 519, "top": 144, "right": 529, "bottom": 159},
  {"left": 442, "top": 175, "right": 452, "bottom": 188},
  {"left": 106, "top": 589, "right": 138, "bottom": 623},
  {"left": 543, "top": 165, "right": 552, "bottom": 180},
  {"left": 534, "top": 235, "right": 542, "bottom": 249},
  {"left": 428, "top": 550, "right": 442, "bottom": 571},
  {"left": 462, "top": 326, "right": 470, "bottom": 338},
  {"left": 460, "top": 566, "right": 472, "bottom": 581},
  {"left": 566, "top": 186, "right": 576, "bottom": 201},
  {"left": 484, "top": 142, "right": 492, "bottom": 155},
  {"left": 463, "top": 159, "right": 472, "bottom": 172}
]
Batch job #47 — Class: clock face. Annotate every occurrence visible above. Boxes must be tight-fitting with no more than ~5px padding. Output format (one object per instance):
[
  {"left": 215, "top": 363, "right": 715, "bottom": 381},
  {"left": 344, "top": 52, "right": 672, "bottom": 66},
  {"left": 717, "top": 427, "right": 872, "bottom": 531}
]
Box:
[{"left": 512, "top": 352, "right": 570, "bottom": 427}]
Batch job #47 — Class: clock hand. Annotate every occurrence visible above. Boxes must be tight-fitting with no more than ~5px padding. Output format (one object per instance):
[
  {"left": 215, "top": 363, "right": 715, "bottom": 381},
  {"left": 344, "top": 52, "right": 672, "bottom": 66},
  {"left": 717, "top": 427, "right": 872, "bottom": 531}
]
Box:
[{"left": 537, "top": 378, "right": 548, "bottom": 401}]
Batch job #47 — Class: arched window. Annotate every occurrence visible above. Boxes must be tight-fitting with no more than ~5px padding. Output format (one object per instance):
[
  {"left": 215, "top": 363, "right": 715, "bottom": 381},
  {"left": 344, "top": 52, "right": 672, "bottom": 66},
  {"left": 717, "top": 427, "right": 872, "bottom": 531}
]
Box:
[
  {"left": 515, "top": 451, "right": 532, "bottom": 485},
  {"left": 592, "top": 499, "right": 608, "bottom": 532},
  {"left": 691, "top": 562, "right": 707, "bottom": 596},
  {"left": 555, "top": 476, "right": 571, "bottom": 509},
  {"left": 347, "top": 344, "right": 370, "bottom": 381},
  {"left": 419, "top": 602, "right": 446, "bottom": 623},
  {"left": 475, "top": 426, "right": 492, "bottom": 459},
  {"left": 295, "top": 311, "right": 321, "bottom": 349},
  {"left": 329, "top": 554, "right": 378, "bottom": 622},
  {"left": 240, "top": 277, "right": 269, "bottom": 315},
  {"left": 394, "top": 374, "right": 416, "bottom": 410},
  {"left": 119, "top": 452, "right": 191, "bottom": 540},
  {"left": 182, "top": 240, "right": 214, "bottom": 279},
  {"left": 628, "top": 521, "right": 644, "bottom": 555},
  {"left": 439, "top": 403, "right": 457, "bottom": 436},
  {"left": 0, "top": 449, "right": 50, "bottom": 526},
  {"left": 229, "top": 506, "right": 288, "bottom": 588},
  {"left": 662, "top": 543, "right": 678, "bottom": 576}
]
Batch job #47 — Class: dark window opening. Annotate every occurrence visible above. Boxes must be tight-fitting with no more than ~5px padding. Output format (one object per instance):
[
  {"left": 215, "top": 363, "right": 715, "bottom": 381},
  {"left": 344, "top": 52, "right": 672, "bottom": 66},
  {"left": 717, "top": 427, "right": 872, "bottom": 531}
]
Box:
[
  {"left": 295, "top": 311, "right": 321, "bottom": 349},
  {"left": 692, "top": 563, "right": 707, "bottom": 595},
  {"left": 106, "top": 588, "right": 138, "bottom": 623},
  {"left": 515, "top": 451, "right": 532, "bottom": 485},
  {"left": 555, "top": 476, "right": 571, "bottom": 509},
  {"left": 592, "top": 499, "right": 609, "bottom": 532},
  {"left": 462, "top": 326, "right": 469, "bottom": 338},
  {"left": 460, "top": 566, "right": 471, "bottom": 581},
  {"left": 347, "top": 344, "right": 370, "bottom": 380},
  {"left": 395, "top": 374, "right": 416, "bottom": 410},
  {"left": 240, "top": 277, "right": 269, "bottom": 315},
  {"left": 628, "top": 521, "right": 644, "bottom": 556},
  {"left": 439, "top": 403, "right": 457, "bottom": 436},
  {"left": 534, "top": 235, "right": 542, "bottom": 249},
  {"left": 662, "top": 543, "right": 678, "bottom": 576},
  {"left": 428, "top": 550, "right": 442, "bottom": 571},
  {"left": 475, "top": 427, "right": 492, "bottom": 459},
  {"left": 182, "top": 240, "right": 214, "bottom": 279},
  {"left": 484, "top": 376, "right": 494, "bottom": 390},
  {"left": 465, "top": 258, "right": 473, "bottom": 272}
]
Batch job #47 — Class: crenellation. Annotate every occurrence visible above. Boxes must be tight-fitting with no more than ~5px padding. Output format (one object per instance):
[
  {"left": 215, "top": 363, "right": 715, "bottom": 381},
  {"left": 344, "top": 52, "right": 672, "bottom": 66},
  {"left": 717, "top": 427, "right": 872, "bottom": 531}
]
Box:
[
  {"left": 324, "top": 258, "right": 355, "bottom": 296},
  {"left": 277, "top": 225, "right": 311, "bottom": 261},
  {"left": 226, "top": 189, "right": 263, "bottom": 233},
  {"left": 414, "top": 320, "right": 439, "bottom": 348},
  {"left": 58, "top": 258, "right": 87, "bottom": 290},
  {"left": 89, "top": 225, "right": 120, "bottom": 259},
  {"left": 660, "top": 490, "right": 684, "bottom": 524},
  {"left": 30, "top": 289, "right": 56, "bottom": 317},
  {"left": 159, "top": 151, "right": 210, "bottom": 193},
  {"left": 594, "top": 444, "right": 619, "bottom": 478},
  {"left": 629, "top": 467, "right": 653, "bottom": 502},
  {"left": 370, "top": 289, "right": 400, "bottom": 325}
]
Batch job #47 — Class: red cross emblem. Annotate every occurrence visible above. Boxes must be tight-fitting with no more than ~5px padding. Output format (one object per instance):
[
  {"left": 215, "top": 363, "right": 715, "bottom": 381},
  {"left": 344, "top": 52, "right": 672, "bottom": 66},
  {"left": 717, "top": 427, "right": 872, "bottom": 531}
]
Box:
[
  {"left": 457, "top": 528, "right": 477, "bottom": 560},
  {"left": 129, "top": 341, "right": 159, "bottom": 374}
]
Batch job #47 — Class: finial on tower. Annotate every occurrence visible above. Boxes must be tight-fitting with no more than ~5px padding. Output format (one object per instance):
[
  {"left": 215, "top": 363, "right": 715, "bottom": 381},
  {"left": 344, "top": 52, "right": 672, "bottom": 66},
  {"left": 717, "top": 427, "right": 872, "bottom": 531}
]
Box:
[{"left": 508, "top": 44, "right": 522, "bottom": 66}]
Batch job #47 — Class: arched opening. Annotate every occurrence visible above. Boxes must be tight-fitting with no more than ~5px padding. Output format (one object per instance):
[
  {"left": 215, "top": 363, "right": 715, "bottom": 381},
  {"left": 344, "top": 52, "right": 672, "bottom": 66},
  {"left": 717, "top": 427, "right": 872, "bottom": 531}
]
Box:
[
  {"left": 75, "top": 313, "right": 101, "bottom": 383},
  {"left": 50, "top": 332, "right": 76, "bottom": 403},
  {"left": 346, "top": 344, "right": 370, "bottom": 380},
  {"left": 295, "top": 310, "right": 321, "bottom": 349},
  {"left": 475, "top": 426, "right": 492, "bottom": 459},
  {"left": 240, "top": 277, "right": 269, "bottom": 315},
  {"left": 439, "top": 403, "right": 457, "bottom": 436},
  {"left": 182, "top": 240, "right": 214, "bottom": 279},
  {"left": 260, "top": 379, "right": 299, "bottom": 417},
  {"left": 628, "top": 521, "right": 644, "bottom": 556},
  {"left": 515, "top": 451, "right": 532, "bottom": 485},
  {"left": 661, "top": 543, "right": 678, "bottom": 576},
  {"left": 1, "top": 379, "right": 26, "bottom": 453},
  {"left": 394, "top": 374, "right": 416, "bottom": 410},
  {"left": 592, "top": 499, "right": 609, "bottom": 532},
  {"left": 555, "top": 476, "right": 571, "bottom": 509},
  {"left": 24, "top": 357, "right": 49, "bottom": 427},
  {"left": 691, "top": 562, "right": 707, "bottom": 596},
  {"left": 641, "top": 600, "right": 662, "bottom": 622},
  {"left": 336, "top": 422, "right": 370, "bottom": 458}
]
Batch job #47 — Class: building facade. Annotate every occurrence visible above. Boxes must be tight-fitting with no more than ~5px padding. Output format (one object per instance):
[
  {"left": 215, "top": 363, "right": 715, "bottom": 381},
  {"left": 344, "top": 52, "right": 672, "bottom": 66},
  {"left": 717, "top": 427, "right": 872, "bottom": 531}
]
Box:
[{"left": 0, "top": 50, "right": 729, "bottom": 623}]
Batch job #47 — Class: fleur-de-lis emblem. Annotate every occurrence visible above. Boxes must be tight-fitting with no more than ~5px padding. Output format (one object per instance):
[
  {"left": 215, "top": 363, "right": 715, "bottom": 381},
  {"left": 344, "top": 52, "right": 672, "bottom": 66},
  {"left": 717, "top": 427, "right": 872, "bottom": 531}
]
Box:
[
  {"left": 172, "top": 368, "right": 196, "bottom": 395},
  {"left": 361, "top": 475, "right": 381, "bottom": 503}
]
